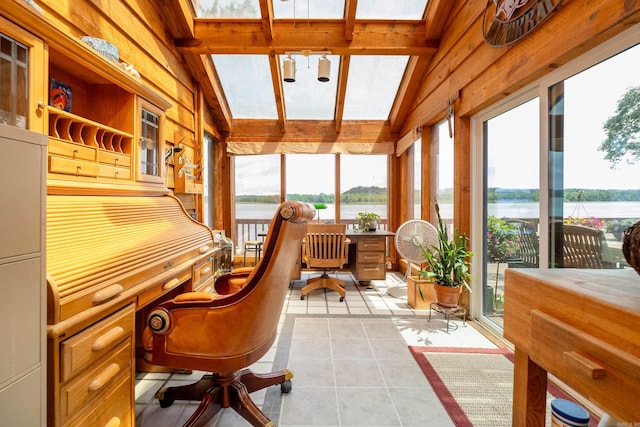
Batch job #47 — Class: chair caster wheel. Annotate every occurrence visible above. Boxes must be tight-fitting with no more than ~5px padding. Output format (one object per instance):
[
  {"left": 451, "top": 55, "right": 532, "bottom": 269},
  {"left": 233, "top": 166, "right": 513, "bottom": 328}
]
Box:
[
  {"left": 339, "top": 297, "right": 344, "bottom": 302},
  {"left": 281, "top": 379, "right": 292, "bottom": 393},
  {"left": 300, "top": 295, "right": 305, "bottom": 300},
  {"left": 159, "top": 398, "right": 174, "bottom": 408}
]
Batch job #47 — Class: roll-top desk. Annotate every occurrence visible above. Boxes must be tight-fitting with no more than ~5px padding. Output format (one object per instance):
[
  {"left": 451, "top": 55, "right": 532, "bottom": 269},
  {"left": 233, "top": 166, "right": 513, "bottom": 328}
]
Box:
[
  {"left": 47, "top": 195, "right": 217, "bottom": 426},
  {"left": 504, "top": 269, "right": 640, "bottom": 426}
]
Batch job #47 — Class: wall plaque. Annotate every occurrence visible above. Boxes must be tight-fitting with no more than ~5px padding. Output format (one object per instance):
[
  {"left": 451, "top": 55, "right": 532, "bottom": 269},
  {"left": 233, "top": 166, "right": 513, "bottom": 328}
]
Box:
[{"left": 482, "top": 0, "right": 563, "bottom": 47}]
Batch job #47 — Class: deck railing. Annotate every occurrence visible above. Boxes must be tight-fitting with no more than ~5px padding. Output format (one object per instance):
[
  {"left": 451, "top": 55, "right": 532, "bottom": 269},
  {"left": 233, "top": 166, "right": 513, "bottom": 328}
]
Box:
[{"left": 234, "top": 219, "right": 388, "bottom": 253}]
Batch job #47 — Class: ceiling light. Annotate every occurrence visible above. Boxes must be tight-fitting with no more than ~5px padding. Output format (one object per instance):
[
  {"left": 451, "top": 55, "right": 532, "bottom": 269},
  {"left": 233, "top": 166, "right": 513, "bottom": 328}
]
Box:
[
  {"left": 317, "top": 54, "right": 331, "bottom": 82},
  {"left": 283, "top": 55, "right": 296, "bottom": 82}
]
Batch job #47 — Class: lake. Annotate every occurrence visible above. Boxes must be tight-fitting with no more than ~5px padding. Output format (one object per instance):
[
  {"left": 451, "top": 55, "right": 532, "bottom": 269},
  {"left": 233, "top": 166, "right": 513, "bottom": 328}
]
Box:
[{"left": 235, "top": 201, "right": 640, "bottom": 220}]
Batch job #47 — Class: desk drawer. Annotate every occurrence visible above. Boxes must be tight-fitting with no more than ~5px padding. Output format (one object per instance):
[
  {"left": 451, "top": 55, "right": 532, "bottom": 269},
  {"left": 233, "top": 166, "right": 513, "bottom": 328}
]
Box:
[
  {"left": 355, "top": 263, "right": 386, "bottom": 281},
  {"left": 61, "top": 305, "right": 134, "bottom": 382},
  {"left": 193, "top": 256, "right": 214, "bottom": 288},
  {"left": 357, "top": 251, "right": 385, "bottom": 264},
  {"left": 64, "top": 367, "right": 133, "bottom": 427},
  {"left": 530, "top": 310, "right": 640, "bottom": 421},
  {"left": 60, "top": 339, "right": 132, "bottom": 423},
  {"left": 358, "top": 239, "right": 385, "bottom": 252}
]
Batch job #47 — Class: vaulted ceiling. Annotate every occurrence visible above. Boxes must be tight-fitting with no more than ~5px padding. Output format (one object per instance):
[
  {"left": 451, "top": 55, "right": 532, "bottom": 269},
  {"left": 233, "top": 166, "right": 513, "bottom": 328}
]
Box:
[{"left": 165, "top": 0, "right": 455, "bottom": 143}]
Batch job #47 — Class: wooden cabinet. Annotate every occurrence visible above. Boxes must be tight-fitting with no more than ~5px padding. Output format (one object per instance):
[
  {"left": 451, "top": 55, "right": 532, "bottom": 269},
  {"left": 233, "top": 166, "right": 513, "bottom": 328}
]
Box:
[
  {"left": 52, "top": 304, "right": 135, "bottom": 427},
  {"left": 347, "top": 230, "right": 394, "bottom": 281},
  {"left": 504, "top": 269, "right": 640, "bottom": 425},
  {"left": 0, "top": 124, "right": 47, "bottom": 427}
]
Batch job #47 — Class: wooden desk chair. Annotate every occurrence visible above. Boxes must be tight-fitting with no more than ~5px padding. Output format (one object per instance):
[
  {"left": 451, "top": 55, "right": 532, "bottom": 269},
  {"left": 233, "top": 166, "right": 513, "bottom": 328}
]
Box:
[
  {"left": 301, "top": 223, "right": 350, "bottom": 302},
  {"left": 143, "top": 201, "right": 315, "bottom": 427}
]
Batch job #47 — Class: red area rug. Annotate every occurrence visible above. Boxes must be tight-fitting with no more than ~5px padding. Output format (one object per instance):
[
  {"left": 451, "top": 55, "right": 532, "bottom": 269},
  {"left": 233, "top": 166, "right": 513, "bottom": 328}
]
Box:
[{"left": 408, "top": 346, "right": 598, "bottom": 427}]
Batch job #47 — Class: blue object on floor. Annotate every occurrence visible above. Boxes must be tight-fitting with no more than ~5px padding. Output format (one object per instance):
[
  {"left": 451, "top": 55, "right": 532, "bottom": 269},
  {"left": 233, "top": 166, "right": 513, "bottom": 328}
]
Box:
[{"left": 551, "top": 399, "right": 590, "bottom": 426}]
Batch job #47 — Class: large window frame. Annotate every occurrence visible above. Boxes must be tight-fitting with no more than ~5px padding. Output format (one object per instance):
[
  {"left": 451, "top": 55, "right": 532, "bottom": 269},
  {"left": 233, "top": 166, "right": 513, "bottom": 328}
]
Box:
[{"left": 471, "top": 24, "right": 640, "bottom": 331}]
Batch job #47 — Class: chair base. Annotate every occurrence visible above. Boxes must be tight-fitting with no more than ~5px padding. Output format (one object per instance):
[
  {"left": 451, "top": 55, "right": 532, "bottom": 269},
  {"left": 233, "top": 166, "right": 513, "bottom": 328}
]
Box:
[
  {"left": 300, "top": 272, "right": 345, "bottom": 301},
  {"left": 154, "top": 368, "right": 292, "bottom": 427}
]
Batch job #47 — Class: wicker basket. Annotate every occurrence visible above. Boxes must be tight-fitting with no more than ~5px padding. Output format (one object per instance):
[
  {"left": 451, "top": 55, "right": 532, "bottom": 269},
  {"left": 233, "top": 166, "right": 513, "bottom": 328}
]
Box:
[{"left": 622, "top": 220, "right": 640, "bottom": 275}]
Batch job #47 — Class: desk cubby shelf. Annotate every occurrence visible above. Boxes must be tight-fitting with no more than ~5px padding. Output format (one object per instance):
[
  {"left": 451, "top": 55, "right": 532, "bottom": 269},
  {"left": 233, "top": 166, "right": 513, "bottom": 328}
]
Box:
[{"left": 48, "top": 107, "right": 132, "bottom": 154}]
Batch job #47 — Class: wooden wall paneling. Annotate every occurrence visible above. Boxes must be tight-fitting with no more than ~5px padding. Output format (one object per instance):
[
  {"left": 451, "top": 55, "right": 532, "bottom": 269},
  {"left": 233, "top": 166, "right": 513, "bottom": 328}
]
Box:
[{"left": 459, "top": 0, "right": 640, "bottom": 117}]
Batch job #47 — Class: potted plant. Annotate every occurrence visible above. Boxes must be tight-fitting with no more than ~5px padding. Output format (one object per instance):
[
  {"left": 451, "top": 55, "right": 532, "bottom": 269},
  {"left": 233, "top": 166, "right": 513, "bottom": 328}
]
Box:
[
  {"left": 357, "top": 211, "right": 380, "bottom": 231},
  {"left": 418, "top": 201, "right": 473, "bottom": 308}
]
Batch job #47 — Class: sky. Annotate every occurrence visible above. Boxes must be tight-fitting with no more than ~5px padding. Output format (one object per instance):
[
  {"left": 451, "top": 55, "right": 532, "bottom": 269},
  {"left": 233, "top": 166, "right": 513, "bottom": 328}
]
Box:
[{"left": 487, "top": 42, "right": 640, "bottom": 190}]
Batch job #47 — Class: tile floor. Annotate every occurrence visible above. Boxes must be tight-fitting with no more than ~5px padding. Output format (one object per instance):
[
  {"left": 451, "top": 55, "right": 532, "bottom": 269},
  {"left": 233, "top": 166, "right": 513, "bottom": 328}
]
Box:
[{"left": 135, "top": 272, "right": 498, "bottom": 426}]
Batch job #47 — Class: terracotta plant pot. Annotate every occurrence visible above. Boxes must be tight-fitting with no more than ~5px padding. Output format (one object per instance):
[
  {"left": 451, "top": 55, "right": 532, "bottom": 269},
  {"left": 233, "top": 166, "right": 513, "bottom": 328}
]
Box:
[{"left": 434, "top": 283, "right": 462, "bottom": 308}]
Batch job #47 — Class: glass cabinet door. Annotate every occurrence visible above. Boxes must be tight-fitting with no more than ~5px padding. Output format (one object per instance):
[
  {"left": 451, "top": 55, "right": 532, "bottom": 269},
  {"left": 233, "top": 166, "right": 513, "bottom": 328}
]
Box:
[
  {"left": 0, "top": 32, "right": 29, "bottom": 129},
  {"left": 137, "top": 99, "right": 164, "bottom": 184}
]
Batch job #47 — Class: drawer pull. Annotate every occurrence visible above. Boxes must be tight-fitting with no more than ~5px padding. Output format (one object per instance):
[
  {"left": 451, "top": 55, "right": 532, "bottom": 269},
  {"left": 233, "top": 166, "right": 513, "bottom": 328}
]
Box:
[
  {"left": 363, "top": 255, "right": 378, "bottom": 260},
  {"left": 564, "top": 351, "right": 607, "bottom": 379},
  {"left": 199, "top": 245, "right": 211, "bottom": 253},
  {"left": 163, "top": 278, "right": 180, "bottom": 290},
  {"left": 104, "top": 417, "right": 121, "bottom": 427},
  {"left": 201, "top": 267, "right": 211, "bottom": 275},
  {"left": 92, "top": 284, "right": 124, "bottom": 304},
  {"left": 88, "top": 362, "right": 121, "bottom": 392},
  {"left": 92, "top": 326, "right": 125, "bottom": 351}
]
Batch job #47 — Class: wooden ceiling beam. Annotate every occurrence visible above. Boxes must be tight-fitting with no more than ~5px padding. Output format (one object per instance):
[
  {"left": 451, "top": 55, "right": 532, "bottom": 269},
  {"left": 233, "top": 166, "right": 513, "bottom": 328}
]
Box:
[
  {"left": 267, "top": 53, "right": 286, "bottom": 130},
  {"left": 389, "top": 55, "right": 432, "bottom": 133},
  {"left": 257, "top": 0, "right": 274, "bottom": 40},
  {"left": 177, "top": 20, "right": 438, "bottom": 55},
  {"left": 424, "top": 0, "right": 455, "bottom": 39},
  {"left": 344, "top": 0, "right": 357, "bottom": 41},
  {"left": 228, "top": 119, "right": 394, "bottom": 143},
  {"left": 334, "top": 55, "right": 350, "bottom": 133}
]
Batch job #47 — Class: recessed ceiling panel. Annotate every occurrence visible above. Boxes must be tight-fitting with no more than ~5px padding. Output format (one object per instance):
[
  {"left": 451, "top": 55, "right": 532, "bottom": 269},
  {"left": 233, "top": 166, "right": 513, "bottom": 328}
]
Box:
[
  {"left": 212, "top": 55, "right": 278, "bottom": 119},
  {"left": 282, "top": 54, "right": 340, "bottom": 119},
  {"left": 196, "top": 0, "right": 261, "bottom": 17},
  {"left": 343, "top": 56, "right": 410, "bottom": 120},
  {"left": 273, "top": 0, "right": 345, "bottom": 19},
  {"left": 356, "top": 0, "right": 428, "bottom": 19}
]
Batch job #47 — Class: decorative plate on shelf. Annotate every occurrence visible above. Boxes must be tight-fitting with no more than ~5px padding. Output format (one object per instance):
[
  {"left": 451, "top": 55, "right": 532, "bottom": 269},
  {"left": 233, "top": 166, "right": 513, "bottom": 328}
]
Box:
[
  {"left": 80, "top": 36, "right": 119, "bottom": 62},
  {"left": 50, "top": 78, "right": 72, "bottom": 112}
]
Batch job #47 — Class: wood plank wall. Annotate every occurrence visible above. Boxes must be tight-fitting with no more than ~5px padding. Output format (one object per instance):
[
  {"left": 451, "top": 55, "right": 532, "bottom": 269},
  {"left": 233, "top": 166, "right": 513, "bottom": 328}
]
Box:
[{"left": 34, "top": 0, "right": 200, "bottom": 154}]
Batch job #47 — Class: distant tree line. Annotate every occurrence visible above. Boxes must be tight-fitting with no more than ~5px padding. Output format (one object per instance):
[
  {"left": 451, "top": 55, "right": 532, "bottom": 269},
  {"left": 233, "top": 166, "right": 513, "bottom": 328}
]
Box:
[
  {"left": 236, "top": 186, "right": 387, "bottom": 204},
  {"left": 235, "top": 187, "right": 640, "bottom": 204},
  {"left": 487, "top": 188, "right": 640, "bottom": 203}
]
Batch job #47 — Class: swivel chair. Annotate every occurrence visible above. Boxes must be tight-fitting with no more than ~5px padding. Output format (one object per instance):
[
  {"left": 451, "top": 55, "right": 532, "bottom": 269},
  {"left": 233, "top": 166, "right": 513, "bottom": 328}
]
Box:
[{"left": 143, "top": 201, "right": 315, "bottom": 427}]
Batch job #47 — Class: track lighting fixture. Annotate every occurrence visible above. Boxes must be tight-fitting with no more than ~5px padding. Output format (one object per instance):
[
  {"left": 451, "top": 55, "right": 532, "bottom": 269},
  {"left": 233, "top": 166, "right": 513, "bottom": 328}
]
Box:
[
  {"left": 283, "top": 55, "right": 296, "bottom": 82},
  {"left": 317, "top": 54, "right": 331, "bottom": 82}
]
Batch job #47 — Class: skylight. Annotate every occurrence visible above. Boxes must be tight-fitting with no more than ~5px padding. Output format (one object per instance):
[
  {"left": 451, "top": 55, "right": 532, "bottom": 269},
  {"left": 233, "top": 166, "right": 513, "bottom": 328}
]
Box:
[
  {"left": 343, "top": 56, "right": 410, "bottom": 120},
  {"left": 212, "top": 55, "right": 277, "bottom": 119}
]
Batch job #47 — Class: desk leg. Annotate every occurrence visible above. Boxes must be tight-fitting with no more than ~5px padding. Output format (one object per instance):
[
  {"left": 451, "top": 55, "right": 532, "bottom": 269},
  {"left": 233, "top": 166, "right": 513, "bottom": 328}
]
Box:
[{"left": 512, "top": 347, "right": 547, "bottom": 427}]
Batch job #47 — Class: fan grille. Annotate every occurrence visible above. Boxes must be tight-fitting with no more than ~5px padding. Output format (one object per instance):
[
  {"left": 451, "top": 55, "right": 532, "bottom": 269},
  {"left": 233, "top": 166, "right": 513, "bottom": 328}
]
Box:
[{"left": 394, "top": 220, "right": 438, "bottom": 264}]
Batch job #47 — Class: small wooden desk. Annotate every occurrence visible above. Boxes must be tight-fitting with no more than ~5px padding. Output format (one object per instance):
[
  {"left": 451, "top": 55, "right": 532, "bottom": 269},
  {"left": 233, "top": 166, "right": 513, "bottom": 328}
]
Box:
[
  {"left": 504, "top": 269, "right": 640, "bottom": 425},
  {"left": 346, "top": 230, "right": 395, "bottom": 282}
]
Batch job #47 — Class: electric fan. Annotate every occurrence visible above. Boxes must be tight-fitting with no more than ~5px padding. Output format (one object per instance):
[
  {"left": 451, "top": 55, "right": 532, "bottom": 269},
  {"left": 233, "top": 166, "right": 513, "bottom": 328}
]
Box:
[{"left": 387, "top": 220, "right": 439, "bottom": 298}]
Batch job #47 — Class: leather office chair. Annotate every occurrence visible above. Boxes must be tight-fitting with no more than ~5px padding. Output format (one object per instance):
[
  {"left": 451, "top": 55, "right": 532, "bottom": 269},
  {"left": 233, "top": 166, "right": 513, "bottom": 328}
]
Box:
[
  {"left": 301, "top": 223, "right": 350, "bottom": 302},
  {"left": 143, "top": 201, "right": 315, "bottom": 427}
]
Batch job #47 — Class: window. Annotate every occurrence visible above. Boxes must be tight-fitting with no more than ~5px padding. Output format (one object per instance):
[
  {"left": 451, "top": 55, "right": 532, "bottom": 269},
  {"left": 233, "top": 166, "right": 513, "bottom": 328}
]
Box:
[
  {"left": 473, "top": 28, "right": 639, "bottom": 331},
  {"left": 0, "top": 33, "right": 28, "bottom": 129},
  {"left": 286, "top": 154, "right": 335, "bottom": 223},
  {"left": 413, "top": 139, "right": 421, "bottom": 219},
  {"left": 203, "top": 132, "right": 214, "bottom": 227},
  {"left": 481, "top": 97, "right": 540, "bottom": 327},
  {"left": 234, "top": 154, "right": 280, "bottom": 250},
  {"left": 548, "top": 43, "right": 640, "bottom": 269},
  {"left": 340, "top": 155, "right": 388, "bottom": 228},
  {"left": 435, "top": 121, "right": 454, "bottom": 230},
  {"left": 137, "top": 101, "right": 164, "bottom": 183}
]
